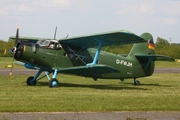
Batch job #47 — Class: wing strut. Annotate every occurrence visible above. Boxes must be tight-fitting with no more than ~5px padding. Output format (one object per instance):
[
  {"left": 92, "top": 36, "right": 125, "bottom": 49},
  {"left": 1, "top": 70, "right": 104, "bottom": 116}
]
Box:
[
  {"left": 144, "top": 58, "right": 151, "bottom": 70},
  {"left": 87, "top": 40, "right": 105, "bottom": 66}
]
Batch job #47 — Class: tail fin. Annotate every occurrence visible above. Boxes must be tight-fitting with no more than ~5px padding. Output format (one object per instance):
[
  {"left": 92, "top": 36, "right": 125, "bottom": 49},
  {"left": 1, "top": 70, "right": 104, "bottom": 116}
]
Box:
[
  {"left": 128, "top": 32, "right": 154, "bottom": 56},
  {"left": 128, "top": 32, "right": 174, "bottom": 76},
  {"left": 128, "top": 33, "right": 155, "bottom": 76}
]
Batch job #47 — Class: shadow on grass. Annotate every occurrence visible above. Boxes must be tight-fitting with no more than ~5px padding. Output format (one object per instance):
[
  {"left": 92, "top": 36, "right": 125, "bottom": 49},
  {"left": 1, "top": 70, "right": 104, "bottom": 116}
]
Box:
[
  {"left": 36, "top": 82, "right": 150, "bottom": 90},
  {"left": 122, "top": 82, "right": 173, "bottom": 87}
]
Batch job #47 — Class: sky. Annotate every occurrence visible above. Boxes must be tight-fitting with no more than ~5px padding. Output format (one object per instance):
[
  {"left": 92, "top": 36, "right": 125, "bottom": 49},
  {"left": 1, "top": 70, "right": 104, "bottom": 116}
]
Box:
[{"left": 0, "top": 0, "right": 180, "bottom": 43}]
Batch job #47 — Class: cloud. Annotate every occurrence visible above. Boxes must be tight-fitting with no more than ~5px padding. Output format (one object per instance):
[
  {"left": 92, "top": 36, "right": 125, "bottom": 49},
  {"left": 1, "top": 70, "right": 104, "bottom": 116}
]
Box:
[
  {"left": 117, "top": 4, "right": 138, "bottom": 15},
  {"left": 162, "top": 17, "right": 177, "bottom": 25},
  {"left": 116, "top": 1, "right": 155, "bottom": 15},
  {"left": 40, "top": 0, "right": 71, "bottom": 9},
  {"left": 0, "top": 0, "right": 72, "bottom": 16},
  {"left": 17, "top": 4, "right": 33, "bottom": 13},
  {"left": 162, "top": 1, "right": 180, "bottom": 16},
  {"left": 116, "top": 0, "right": 180, "bottom": 17},
  {"left": 138, "top": 4, "right": 155, "bottom": 15},
  {"left": 0, "top": 2, "right": 33, "bottom": 15}
]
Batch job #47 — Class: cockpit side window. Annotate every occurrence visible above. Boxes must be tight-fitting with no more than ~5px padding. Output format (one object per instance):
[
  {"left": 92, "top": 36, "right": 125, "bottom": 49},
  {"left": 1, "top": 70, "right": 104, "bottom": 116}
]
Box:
[
  {"left": 42, "top": 40, "right": 50, "bottom": 46},
  {"left": 36, "top": 40, "right": 45, "bottom": 45},
  {"left": 54, "top": 43, "right": 62, "bottom": 49}
]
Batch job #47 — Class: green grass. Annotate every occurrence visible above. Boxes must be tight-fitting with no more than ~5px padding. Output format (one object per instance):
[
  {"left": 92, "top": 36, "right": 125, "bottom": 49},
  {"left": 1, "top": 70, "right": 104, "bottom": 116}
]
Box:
[
  {"left": 0, "top": 74, "right": 180, "bottom": 112},
  {"left": 0, "top": 57, "right": 180, "bottom": 112},
  {"left": 0, "top": 57, "right": 23, "bottom": 68},
  {"left": 155, "top": 60, "right": 180, "bottom": 68}
]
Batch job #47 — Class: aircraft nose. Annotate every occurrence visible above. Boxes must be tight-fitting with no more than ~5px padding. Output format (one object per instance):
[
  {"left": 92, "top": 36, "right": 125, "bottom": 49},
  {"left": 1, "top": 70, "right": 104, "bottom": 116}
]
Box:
[
  {"left": 13, "top": 42, "right": 24, "bottom": 60},
  {"left": 11, "top": 46, "right": 17, "bottom": 54}
]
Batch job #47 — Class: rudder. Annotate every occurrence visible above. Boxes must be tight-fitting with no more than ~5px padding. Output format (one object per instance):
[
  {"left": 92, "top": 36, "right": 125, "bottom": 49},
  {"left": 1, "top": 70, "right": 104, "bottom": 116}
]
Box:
[
  {"left": 128, "top": 33, "right": 155, "bottom": 76},
  {"left": 128, "top": 33, "right": 154, "bottom": 56}
]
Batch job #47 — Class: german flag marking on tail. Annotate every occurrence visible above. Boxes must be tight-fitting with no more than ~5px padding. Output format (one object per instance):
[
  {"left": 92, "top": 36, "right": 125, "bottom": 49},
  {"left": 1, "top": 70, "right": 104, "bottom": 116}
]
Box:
[{"left": 148, "top": 43, "right": 154, "bottom": 50}]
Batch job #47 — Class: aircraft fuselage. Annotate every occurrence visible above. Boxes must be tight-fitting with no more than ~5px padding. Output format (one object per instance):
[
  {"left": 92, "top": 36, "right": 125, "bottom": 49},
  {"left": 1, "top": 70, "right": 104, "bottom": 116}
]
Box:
[{"left": 17, "top": 43, "right": 154, "bottom": 80}]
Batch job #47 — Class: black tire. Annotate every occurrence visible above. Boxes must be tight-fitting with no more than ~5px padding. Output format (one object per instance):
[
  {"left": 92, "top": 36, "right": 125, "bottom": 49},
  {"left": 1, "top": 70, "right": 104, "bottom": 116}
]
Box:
[
  {"left": 27, "top": 76, "right": 37, "bottom": 86},
  {"left": 49, "top": 78, "right": 59, "bottom": 88}
]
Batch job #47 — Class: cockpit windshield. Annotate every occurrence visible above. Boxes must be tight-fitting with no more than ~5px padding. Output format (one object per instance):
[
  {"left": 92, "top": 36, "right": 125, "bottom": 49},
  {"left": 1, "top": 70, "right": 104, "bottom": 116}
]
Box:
[
  {"left": 36, "top": 40, "right": 50, "bottom": 47},
  {"left": 36, "top": 39, "right": 62, "bottom": 50}
]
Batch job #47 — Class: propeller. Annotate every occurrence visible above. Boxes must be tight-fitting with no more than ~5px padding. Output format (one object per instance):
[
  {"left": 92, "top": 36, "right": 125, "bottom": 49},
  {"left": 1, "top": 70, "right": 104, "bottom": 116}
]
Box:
[
  {"left": 15, "top": 26, "right": 19, "bottom": 47},
  {"left": 9, "top": 26, "right": 20, "bottom": 76}
]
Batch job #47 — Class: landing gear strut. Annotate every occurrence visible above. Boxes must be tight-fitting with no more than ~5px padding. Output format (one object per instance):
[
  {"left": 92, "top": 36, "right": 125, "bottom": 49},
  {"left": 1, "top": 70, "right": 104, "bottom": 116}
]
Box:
[
  {"left": 134, "top": 78, "right": 140, "bottom": 85},
  {"left": 26, "top": 68, "right": 59, "bottom": 88}
]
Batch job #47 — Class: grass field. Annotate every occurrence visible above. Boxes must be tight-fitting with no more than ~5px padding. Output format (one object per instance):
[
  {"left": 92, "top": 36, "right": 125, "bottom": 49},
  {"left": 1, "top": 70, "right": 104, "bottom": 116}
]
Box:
[
  {"left": 0, "top": 57, "right": 180, "bottom": 112},
  {"left": 0, "top": 57, "right": 23, "bottom": 68}
]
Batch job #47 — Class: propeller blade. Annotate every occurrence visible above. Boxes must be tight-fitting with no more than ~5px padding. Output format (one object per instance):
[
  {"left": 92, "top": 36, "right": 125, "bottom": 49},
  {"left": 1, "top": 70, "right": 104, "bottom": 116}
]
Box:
[
  {"left": 15, "top": 26, "right": 20, "bottom": 46},
  {"left": 9, "top": 26, "right": 20, "bottom": 76}
]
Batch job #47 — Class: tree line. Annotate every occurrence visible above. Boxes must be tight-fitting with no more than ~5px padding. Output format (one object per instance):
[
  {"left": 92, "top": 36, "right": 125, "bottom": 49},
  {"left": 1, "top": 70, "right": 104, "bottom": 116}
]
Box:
[
  {"left": 0, "top": 37, "right": 180, "bottom": 58},
  {"left": 106, "top": 37, "right": 180, "bottom": 59}
]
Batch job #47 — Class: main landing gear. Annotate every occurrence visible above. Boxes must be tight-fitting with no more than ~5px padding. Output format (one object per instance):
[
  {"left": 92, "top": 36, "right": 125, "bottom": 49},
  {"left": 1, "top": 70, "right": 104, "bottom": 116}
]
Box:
[
  {"left": 49, "top": 78, "right": 59, "bottom": 87},
  {"left": 120, "top": 78, "right": 141, "bottom": 85},
  {"left": 26, "top": 69, "right": 59, "bottom": 88},
  {"left": 134, "top": 78, "right": 140, "bottom": 85}
]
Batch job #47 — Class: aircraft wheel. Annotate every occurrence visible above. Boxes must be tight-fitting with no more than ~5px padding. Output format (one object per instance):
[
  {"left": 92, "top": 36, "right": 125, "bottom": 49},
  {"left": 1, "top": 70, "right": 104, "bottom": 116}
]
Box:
[
  {"left": 27, "top": 76, "right": 37, "bottom": 86},
  {"left": 134, "top": 80, "right": 140, "bottom": 85},
  {"left": 49, "top": 78, "right": 59, "bottom": 88}
]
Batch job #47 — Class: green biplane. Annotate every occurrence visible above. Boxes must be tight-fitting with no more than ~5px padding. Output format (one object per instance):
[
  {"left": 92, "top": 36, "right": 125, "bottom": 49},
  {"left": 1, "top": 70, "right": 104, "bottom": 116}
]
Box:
[{"left": 9, "top": 28, "right": 174, "bottom": 88}]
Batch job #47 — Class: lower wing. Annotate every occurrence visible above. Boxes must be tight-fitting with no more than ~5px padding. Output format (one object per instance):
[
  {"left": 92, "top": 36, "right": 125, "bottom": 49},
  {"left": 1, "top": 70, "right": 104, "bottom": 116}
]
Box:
[{"left": 55, "top": 64, "right": 120, "bottom": 77}]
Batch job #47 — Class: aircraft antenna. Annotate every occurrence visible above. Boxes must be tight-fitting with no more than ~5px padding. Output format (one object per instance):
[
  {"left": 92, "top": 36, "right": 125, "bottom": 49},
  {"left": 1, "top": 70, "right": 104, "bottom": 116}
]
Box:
[
  {"left": 66, "top": 34, "right": 69, "bottom": 38},
  {"left": 54, "top": 26, "right": 57, "bottom": 39}
]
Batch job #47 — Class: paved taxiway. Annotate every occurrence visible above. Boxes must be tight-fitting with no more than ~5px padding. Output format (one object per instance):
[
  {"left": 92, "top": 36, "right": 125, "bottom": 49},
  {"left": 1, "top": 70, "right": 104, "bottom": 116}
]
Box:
[{"left": 0, "top": 111, "right": 180, "bottom": 120}]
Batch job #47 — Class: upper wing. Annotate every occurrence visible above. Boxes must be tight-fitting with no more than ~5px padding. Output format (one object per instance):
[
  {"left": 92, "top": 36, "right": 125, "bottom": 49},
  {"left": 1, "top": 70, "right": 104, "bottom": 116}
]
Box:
[
  {"left": 59, "top": 30, "right": 146, "bottom": 48},
  {"left": 9, "top": 36, "right": 50, "bottom": 43},
  {"left": 9, "top": 30, "right": 146, "bottom": 47},
  {"left": 135, "top": 54, "right": 175, "bottom": 61}
]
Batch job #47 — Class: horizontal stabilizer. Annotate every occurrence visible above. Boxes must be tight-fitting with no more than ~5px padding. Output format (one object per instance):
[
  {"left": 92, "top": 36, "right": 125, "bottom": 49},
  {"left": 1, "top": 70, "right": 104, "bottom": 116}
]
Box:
[
  {"left": 135, "top": 54, "right": 175, "bottom": 61},
  {"left": 55, "top": 64, "right": 120, "bottom": 76}
]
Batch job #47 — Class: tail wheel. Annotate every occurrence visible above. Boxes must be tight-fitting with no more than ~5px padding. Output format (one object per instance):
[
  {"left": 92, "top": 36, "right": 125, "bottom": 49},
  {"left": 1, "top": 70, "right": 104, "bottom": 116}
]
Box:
[
  {"left": 49, "top": 78, "right": 59, "bottom": 88},
  {"left": 134, "top": 79, "right": 140, "bottom": 85},
  {"left": 27, "top": 76, "right": 37, "bottom": 86}
]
